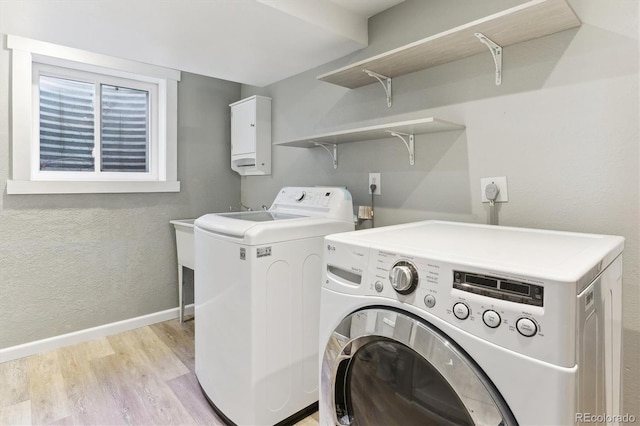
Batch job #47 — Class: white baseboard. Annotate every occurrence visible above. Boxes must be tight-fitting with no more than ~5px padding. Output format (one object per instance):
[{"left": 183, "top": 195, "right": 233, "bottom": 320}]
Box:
[{"left": 0, "top": 304, "right": 195, "bottom": 363}]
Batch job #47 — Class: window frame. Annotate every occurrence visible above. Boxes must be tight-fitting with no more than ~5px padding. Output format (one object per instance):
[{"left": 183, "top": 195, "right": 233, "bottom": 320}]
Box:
[{"left": 7, "top": 35, "right": 181, "bottom": 194}]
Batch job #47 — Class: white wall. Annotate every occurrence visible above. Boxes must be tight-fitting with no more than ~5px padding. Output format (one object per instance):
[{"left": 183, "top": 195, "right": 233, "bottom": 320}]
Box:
[{"left": 240, "top": 0, "right": 639, "bottom": 414}]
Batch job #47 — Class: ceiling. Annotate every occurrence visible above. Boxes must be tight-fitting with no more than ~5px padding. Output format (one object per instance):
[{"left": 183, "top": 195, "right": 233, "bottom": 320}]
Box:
[{"left": 0, "top": 0, "right": 404, "bottom": 87}]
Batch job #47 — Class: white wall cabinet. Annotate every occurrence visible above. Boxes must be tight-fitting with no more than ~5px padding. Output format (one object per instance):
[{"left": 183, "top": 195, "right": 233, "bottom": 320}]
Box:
[{"left": 230, "top": 95, "right": 271, "bottom": 176}]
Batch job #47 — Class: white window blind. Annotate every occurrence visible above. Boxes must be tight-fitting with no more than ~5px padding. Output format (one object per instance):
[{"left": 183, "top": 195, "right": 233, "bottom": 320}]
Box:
[
  {"left": 100, "top": 84, "right": 149, "bottom": 173},
  {"left": 39, "top": 75, "right": 95, "bottom": 171}
]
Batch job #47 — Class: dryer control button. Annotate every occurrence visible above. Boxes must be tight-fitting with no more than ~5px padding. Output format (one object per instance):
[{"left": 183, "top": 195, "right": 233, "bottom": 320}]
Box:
[
  {"left": 483, "top": 310, "right": 501, "bottom": 328},
  {"left": 374, "top": 281, "right": 384, "bottom": 293},
  {"left": 516, "top": 317, "right": 537, "bottom": 337},
  {"left": 453, "top": 303, "right": 470, "bottom": 320},
  {"left": 424, "top": 294, "right": 436, "bottom": 308}
]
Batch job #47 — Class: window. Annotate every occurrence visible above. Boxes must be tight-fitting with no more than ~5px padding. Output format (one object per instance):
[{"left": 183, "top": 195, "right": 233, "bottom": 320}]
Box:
[
  {"left": 7, "top": 35, "right": 181, "bottom": 194},
  {"left": 34, "top": 64, "right": 156, "bottom": 179}
]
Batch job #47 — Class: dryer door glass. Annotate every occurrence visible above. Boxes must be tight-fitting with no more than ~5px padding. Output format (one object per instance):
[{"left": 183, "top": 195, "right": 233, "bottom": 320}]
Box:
[
  {"left": 323, "top": 309, "right": 517, "bottom": 426},
  {"left": 343, "top": 339, "right": 473, "bottom": 425}
]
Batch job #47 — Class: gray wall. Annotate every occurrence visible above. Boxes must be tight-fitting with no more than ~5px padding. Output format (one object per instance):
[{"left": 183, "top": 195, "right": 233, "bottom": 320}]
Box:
[
  {"left": 240, "top": 0, "right": 639, "bottom": 414},
  {"left": 0, "top": 66, "right": 241, "bottom": 347}
]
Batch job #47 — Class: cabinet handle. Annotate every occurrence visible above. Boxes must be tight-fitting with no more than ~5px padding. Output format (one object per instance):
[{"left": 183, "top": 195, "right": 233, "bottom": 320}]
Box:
[{"left": 250, "top": 123, "right": 255, "bottom": 127}]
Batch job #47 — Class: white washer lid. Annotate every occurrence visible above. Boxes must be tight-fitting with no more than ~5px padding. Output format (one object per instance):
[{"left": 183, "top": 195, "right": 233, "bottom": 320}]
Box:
[
  {"left": 195, "top": 211, "right": 304, "bottom": 237},
  {"left": 194, "top": 186, "right": 354, "bottom": 245},
  {"left": 196, "top": 214, "right": 353, "bottom": 245}
]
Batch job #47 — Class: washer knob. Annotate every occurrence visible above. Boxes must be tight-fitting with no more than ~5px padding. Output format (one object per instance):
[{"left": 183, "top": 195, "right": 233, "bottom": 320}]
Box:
[
  {"left": 453, "top": 302, "right": 470, "bottom": 320},
  {"left": 483, "top": 310, "right": 501, "bottom": 328},
  {"left": 294, "top": 191, "right": 306, "bottom": 201},
  {"left": 516, "top": 317, "right": 538, "bottom": 337},
  {"left": 389, "top": 262, "right": 418, "bottom": 294}
]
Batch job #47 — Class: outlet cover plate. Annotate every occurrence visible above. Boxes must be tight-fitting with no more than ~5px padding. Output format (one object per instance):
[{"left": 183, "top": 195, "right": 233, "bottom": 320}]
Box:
[
  {"left": 481, "top": 176, "right": 508, "bottom": 202},
  {"left": 369, "top": 173, "right": 381, "bottom": 195}
]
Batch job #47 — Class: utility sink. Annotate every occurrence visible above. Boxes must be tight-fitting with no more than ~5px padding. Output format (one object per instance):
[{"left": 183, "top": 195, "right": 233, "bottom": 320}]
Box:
[
  {"left": 170, "top": 219, "right": 195, "bottom": 270},
  {"left": 170, "top": 219, "right": 195, "bottom": 322}
]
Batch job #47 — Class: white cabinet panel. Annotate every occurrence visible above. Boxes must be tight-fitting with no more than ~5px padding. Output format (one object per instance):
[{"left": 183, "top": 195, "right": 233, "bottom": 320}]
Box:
[
  {"left": 231, "top": 98, "right": 257, "bottom": 156},
  {"left": 230, "top": 95, "right": 271, "bottom": 176}
]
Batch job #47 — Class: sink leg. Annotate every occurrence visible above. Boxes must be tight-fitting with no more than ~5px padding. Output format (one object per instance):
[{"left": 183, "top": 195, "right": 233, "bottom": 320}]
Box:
[{"left": 178, "top": 264, "right": 184, "bottom": 322}]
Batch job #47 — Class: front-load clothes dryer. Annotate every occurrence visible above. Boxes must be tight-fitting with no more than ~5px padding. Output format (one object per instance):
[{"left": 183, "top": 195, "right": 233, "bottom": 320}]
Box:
[
  {"left": 319, "top": 220, "right": 624, "bottom": 426},
  {"left": 195, "top": 187, "right": 354, "bottom": 426}
]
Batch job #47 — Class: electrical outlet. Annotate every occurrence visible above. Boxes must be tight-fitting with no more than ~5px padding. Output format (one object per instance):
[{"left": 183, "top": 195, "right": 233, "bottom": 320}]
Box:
[
  {"left": 481, "top": 176, "right": 508, "bottom": 202},
  {"left": 369, "top": 173, "right": 381, "bottom": 195}
]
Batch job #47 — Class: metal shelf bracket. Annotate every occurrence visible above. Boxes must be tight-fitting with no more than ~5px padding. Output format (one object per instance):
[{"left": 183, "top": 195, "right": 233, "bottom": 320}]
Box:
[
  {"left": 386, "top": 131, "right": 415, "bottom": 165},
  {"left": 474, "top": 32, "right": 502, "bottom": 85},
  {"left": 312, "top": 142, "right": 338, "bottom": 169},
  {"left": 363, "top": 69, "right": 392, "bottom": 107}
]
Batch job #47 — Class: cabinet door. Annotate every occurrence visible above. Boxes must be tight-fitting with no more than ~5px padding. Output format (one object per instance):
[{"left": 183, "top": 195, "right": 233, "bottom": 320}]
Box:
[{"left": 231, "top": 99, "right": 256, "bottom": 156}]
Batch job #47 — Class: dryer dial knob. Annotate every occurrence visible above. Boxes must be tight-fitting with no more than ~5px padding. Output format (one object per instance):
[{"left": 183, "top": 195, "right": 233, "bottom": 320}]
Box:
[
  {"left": 389, "top": 261, "right": 418, "bottom": 294},
  {"left": 294, "top": 191, "right": 306, "bottom": 201}
]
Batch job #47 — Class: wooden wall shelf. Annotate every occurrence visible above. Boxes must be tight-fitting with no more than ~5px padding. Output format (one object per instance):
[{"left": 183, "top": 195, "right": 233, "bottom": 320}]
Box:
[
  {"left": 317, "top": 0, "right": 581, "bottom": 89},
  {"left": 274, "top": 117, "right": 464, "bottom": 167},
  {"left": 274, "top": 117, "right": 463, "bottom": 147}
]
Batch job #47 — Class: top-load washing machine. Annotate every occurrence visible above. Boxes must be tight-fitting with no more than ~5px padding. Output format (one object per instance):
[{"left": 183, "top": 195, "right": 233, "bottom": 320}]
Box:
[
  {"left": 319, "top": 220, "right": 624, "bottom": 426},
  {"left": 194, "top": 187, "right": 354, "bottom": 426}
]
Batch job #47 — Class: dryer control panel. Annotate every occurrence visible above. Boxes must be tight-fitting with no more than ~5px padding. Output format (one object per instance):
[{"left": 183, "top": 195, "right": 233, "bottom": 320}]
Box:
[
  {"left": 322, "top": 240, "right": 577, "bottom": 368},
  {"left": 452, "top": 270, "right": 544, "bottom": 307},
  {"left": 323, "top": 220, "right": 623, "bottom": 370}
]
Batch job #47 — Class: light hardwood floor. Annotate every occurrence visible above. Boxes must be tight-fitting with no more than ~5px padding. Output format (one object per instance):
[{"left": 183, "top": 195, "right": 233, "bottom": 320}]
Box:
[{"left": 0, "top": 319, "right": 320, "bottom": 426}]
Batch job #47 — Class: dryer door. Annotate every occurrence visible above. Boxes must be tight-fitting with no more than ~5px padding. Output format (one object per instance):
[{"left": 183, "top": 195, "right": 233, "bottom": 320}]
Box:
[{"left": 321, "top": 308, "right": 517, "bottom": 426}]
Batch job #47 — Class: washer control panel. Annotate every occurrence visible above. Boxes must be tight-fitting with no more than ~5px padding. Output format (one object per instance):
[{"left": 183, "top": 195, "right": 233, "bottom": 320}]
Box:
[
  {"left": 274, "top": 187, "right": 335, "bottom": 207},
  {"left": 269, "top": 186, "right": 354, "bottom": 222}
]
